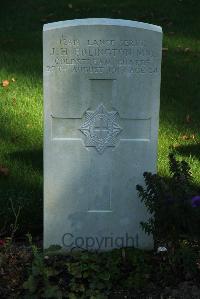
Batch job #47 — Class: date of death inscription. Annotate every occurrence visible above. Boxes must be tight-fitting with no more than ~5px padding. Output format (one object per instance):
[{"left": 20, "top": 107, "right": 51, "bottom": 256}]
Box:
[{"left": 45, "top": 37, "right": 160, "bottom": 75}]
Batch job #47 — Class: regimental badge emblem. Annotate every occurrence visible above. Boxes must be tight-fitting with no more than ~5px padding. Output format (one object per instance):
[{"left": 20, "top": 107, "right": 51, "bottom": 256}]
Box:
[{"left": 80, "top": 104, "right": 122, "bottom": 154}]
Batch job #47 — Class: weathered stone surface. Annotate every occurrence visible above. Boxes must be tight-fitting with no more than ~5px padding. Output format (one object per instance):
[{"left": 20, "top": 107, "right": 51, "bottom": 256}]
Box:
[{"left": 43, "top": 18, "right": 162, "bottom": 250}]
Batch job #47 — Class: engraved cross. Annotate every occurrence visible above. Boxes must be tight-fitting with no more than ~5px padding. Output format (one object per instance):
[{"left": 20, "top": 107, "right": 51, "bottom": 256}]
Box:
[
  {"left": 51, "top": 79, "right": 151, "bottom": 213},
  {"left": 93, "top": 114, "right": 109, "bottom": 139}
]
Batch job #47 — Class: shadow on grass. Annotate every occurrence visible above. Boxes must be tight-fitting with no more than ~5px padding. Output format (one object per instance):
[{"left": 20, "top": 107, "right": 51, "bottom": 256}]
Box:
[
  {"left": 0, "top": 150, "right": 43, "bottom": 235},
  {"left": 0, "top": 0, "right": 200, "bottom": 38},
  {"left": 8, "top": 149, "right": 43, "bottom": 172},
  {"left": 160, "top": 51, "right": 200, "bottom": 136},
  {"left": 0, "top": 0, "right": 200, "bottom": 58},
  {"left": 175, "top": 143, "right": 200, "bottom": 160}
]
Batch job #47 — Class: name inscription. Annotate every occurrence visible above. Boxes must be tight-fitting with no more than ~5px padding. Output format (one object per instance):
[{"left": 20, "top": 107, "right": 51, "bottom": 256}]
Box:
[{"left": 45, "top": 36, "right": 160, "bottom": 75}]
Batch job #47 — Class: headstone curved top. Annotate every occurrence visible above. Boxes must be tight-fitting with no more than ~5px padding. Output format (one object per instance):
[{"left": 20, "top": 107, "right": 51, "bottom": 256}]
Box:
[
  {"left": 43, "top": 18, "right": 162, "bottom": 32},
  {"left": 44, "top": 18, "right": 162, "bottom": 250}
]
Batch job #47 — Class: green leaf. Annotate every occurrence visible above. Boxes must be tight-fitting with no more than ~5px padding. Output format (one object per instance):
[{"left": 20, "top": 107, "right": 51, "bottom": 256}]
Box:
[
  {"left": 68, "top": 293, "right": 78, "bottom": 299},
  {"left": 99, "top": 272, "right": 110, "bottom": 281},
  {"left": 43, "top": 285, "right": 62, "bottom": 298},
  {"left": 46, "top": 244, "right": 62, "bottom": 252},
  {"left": 82, "top": 271, "right": 89, "bottom": 278},
  {"left": 90, "top": 263, "right": 100, "bottom": 271},
  {"left": 45, "top": 267, "right": 61, "bottom": 277},
  {"left": 23, "top": 275, "right": 38, "bottom": 293}
]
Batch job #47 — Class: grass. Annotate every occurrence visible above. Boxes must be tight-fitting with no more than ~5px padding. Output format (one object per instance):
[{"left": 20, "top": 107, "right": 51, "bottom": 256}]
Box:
[{"left": 0, "top": 0, "right": 200, "bottom": 235}]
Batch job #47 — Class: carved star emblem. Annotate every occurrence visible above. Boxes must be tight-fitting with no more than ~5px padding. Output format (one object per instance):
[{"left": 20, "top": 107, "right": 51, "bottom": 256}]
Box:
[{"left": 80, "top": 104, "right": 122, "bottom": 154}]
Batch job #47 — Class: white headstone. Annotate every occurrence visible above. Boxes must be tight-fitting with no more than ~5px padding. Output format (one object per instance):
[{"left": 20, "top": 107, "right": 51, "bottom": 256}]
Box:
[{"left": 43, "top": 18, "right": 162, "bottom": 250}]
